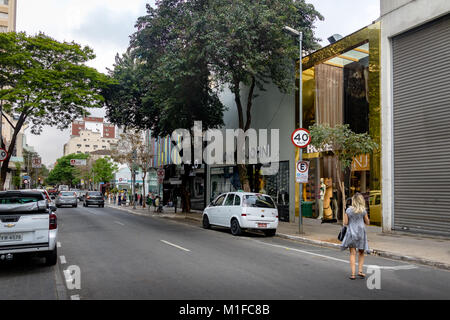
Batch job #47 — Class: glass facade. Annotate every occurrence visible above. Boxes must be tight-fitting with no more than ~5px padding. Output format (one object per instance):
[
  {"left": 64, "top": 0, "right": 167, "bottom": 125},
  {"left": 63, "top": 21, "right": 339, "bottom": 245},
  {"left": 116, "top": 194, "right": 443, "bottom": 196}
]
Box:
[{"left": 297, "top": 22, "right": 381, "bottom": 225}]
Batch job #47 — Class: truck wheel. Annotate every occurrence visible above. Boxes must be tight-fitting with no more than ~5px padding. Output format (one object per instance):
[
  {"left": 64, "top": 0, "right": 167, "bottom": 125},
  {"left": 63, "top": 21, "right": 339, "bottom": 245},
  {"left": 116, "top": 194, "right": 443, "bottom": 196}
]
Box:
[{"left": 45, "top": 247, "right": 57, "bottom": 266}]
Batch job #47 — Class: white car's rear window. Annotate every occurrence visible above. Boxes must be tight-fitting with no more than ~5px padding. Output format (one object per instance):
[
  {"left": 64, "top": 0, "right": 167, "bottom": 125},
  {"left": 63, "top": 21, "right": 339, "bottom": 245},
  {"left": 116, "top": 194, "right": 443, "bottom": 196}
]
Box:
[{"left": 243, "top": 195, "right": 276, "bottom": 208}]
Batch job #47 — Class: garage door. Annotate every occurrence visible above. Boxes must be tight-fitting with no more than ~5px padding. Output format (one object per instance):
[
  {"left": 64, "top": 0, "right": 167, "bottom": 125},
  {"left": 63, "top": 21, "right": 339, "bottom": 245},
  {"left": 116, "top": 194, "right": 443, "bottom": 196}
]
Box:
[{"left": 392, "top": 14, "right": 450, "bottom": 236}]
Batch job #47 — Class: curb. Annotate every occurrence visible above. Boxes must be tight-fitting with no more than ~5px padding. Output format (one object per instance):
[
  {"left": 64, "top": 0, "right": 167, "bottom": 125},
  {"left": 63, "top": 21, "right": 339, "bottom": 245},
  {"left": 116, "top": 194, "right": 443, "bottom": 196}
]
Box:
[
  {"left": 277, "top": 233, "right": 450, "bottom": 271},
  {"left": 106, "top": 205, "right": 450, "bottom": 271}
]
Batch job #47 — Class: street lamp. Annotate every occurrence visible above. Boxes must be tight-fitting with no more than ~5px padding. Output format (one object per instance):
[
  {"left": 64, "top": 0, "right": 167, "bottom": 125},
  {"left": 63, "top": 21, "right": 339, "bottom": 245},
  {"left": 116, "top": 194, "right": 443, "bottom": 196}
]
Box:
[{"left": 284, "top": 25, "right": 304, "bottom": 234}]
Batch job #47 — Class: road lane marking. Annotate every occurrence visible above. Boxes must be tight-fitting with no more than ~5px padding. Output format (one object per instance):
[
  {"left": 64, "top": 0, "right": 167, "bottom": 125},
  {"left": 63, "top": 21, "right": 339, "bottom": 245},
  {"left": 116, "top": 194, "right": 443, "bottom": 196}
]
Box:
[
  {"left": 70, "top": 294, "right": 80, "bottom": 300},
  {"left": 160, "top": 240, "right": 191, "bottom": 252},
  {"left": 253, "top": 240, "right": 417, "bottom": 270},
  {"left": 60, "top": 255, "right": 67, "bottom": 264},
  {"left": 57, "top": 242, "right": 61, "bottom": 248},
  {"left": 114, "top": 221, "right": 125, "bottom": 226}
]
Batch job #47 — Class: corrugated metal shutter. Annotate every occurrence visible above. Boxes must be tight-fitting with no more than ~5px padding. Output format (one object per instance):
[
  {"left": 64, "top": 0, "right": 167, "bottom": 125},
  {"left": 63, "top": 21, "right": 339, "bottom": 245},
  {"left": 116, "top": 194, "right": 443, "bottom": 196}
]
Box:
[{"left": 392, "top": 14, "right": 450, "bottom": 236}]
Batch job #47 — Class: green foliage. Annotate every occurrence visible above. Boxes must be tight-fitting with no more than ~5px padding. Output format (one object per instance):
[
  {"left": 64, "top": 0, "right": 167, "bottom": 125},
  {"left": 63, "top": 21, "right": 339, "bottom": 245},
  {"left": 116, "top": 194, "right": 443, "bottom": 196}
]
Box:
[
  {"left": 0, "top": 32, "right": 113, "bottom": 134},
  {"left": 309, "top": 124, "right": 378, "bottom": 170},
  {"left": 12, "top": 162, "right": 22, "bottom": 189},
  {"left": 92, "top": 157, "right": 118, "bottom": 184},
  {"left": 46, "top": 153, "right": 89, "bottom": 186},
  {"left": 0, "top": 31, "right": 113, "bottom": 189}
]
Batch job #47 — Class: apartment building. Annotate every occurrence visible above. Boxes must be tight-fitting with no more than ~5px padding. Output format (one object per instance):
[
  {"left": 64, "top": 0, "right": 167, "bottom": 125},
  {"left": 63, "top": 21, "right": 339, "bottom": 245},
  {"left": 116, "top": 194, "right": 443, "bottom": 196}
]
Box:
[
  {"left": 0, "top": 0, "right": 16, "bottom": 33},
  {"left": 63, "top": 118, "right": 117, "bottom": 156}
]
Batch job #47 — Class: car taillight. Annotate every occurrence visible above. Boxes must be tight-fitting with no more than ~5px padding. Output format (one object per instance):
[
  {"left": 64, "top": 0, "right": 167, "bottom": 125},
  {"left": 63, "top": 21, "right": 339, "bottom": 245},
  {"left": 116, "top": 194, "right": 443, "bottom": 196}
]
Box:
[
  {"left": 241, "top": 213, "right": 247, "bottom": 216},
  {"left": 49, "top": 213, "right": 57, "bottom": 230},
  {"left": 87, "top": 196, "right": 91, "bottom": 199}
]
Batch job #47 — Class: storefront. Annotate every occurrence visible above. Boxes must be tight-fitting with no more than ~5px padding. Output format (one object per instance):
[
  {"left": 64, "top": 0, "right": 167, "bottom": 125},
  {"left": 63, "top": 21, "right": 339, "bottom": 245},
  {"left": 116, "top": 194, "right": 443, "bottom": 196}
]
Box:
[
  {"left": 297, "top": 22, "right": 381, "bottom": 225},
  {"left": 209, "top": 162, "right": 291, "bottom": 221}
]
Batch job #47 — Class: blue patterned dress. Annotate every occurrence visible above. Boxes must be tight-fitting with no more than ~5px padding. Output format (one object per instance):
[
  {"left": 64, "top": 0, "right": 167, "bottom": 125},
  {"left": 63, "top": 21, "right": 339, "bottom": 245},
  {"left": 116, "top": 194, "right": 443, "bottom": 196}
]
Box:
[{"left": 340, "top": 207, "right": 369, "bottom": 252}]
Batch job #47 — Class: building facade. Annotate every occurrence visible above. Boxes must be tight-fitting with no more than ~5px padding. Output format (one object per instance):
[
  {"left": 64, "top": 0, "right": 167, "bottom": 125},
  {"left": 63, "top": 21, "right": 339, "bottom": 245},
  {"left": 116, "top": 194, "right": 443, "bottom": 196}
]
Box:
[
  {"left": 380, "top": 0, "right": 450, "bottom": 236},
  {"left": 64, "top": 118, "right": 118, "bottom": 156},
  {"left": 0, "top": 0, "right": 16, "bottom": 33}
]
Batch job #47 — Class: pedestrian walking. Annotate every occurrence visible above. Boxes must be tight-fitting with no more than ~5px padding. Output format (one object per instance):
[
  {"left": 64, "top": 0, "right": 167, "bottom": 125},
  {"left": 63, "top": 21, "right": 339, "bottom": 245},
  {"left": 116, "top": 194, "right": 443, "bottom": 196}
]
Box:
[
  {"left": 139, "top": 193, "right": 143, "bottom": 206},
  {"left": 341, "top": 193, "right": 370, "bottom": 280},
  {"left": 118, "top": 193, "right": 122, "bottom": 206}
]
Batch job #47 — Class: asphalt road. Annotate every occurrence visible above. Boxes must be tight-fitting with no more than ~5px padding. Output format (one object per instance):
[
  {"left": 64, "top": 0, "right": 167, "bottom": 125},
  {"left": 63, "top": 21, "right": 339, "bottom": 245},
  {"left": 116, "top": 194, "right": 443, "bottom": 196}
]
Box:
[{"left": 1, "top": 204, "right": 450, "bottom": 300}]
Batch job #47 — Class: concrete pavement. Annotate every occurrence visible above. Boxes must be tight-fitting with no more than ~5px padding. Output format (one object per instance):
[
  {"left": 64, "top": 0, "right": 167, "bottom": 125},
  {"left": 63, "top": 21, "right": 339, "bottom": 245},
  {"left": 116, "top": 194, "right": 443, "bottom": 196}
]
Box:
[{"left": 107, "top": 202, "right": 450, "bottom": 270}]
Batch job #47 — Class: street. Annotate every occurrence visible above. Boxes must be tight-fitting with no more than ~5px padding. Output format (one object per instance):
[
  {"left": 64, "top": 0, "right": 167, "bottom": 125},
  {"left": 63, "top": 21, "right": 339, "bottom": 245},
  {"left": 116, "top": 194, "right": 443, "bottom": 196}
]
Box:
[{"left": 1, "top": 205, "right": 449, "bottom": 300}]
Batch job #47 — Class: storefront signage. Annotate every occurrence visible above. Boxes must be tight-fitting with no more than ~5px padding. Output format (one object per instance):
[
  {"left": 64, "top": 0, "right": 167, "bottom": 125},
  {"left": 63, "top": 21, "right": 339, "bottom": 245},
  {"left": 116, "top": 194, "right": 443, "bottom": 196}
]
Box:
[
  {"left": 70, "top": 159, "right": 87, "bottom": 166},
  {"left": 352, "top": 154, "right": 370, "bottom": 171},
  {"left": 296, "top": 160, "right": 310, "bottom": 183},
  {"left": 291, "top": 128, "right": 311, "bottom": 148}
]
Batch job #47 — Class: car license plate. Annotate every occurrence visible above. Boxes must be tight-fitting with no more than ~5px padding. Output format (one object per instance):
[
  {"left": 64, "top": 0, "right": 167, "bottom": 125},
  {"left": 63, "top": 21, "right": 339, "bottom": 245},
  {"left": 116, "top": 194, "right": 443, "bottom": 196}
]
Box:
[
  {"left": 258, "top": 223, "right": 267, "bottom": 228},
  {"left": 0, "top": 233, "right": 23, "bottom": 242}
]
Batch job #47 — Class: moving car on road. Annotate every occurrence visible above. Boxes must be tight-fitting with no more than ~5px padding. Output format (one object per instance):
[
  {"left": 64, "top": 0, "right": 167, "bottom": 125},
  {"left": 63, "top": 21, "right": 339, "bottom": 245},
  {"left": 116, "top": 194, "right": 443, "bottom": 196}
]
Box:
[
  {"left": 55, "top": 191, "right": 78, "bottom": 208},
  {"left": 202, "top": 192, "right": 278, "bottom": 236},
  {"left": 0, "top": 190, "right": 58, "bottom": 265},
  {"left": 83, "top": 191, "right": 104, "bottom": 208}
]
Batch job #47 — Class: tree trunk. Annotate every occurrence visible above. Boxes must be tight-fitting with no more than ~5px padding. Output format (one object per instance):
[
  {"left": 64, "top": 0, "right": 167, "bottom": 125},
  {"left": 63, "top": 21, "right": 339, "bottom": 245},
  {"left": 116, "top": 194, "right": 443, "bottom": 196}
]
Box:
[
  {"left": 0, "top": 113, "right": 27, "bottom": 191},
  {"left": 181, "top": 164, "right": 191, "bottom": 213},
  {"left": 237, "top": 164, "right": 251, "bottom": 192},
  {"left": 142, "top": 171, "right": 146, "bottom": 208}
]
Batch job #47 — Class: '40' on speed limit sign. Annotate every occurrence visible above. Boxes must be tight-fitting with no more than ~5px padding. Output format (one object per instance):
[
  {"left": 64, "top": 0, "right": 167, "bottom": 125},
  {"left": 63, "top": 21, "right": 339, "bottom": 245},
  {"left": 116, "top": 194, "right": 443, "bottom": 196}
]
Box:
[{"left": 291, "top": 128, "right": 311, "bottom": 148}]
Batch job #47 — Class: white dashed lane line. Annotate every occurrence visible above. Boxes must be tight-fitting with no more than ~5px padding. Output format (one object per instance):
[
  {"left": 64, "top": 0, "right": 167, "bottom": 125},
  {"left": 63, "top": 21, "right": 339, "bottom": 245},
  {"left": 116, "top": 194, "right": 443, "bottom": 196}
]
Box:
[
  {"left": 114, "top": 221, "right": 125, "bottom": 226},
  {"left": 59, "top": 255, "right": 67, "bottom": 264},
  {"left": 57, "top": 242, "right": 61, "bottom": 248},
  {"left": 160, "top": 240, "right": 191, "bottom": 252}
]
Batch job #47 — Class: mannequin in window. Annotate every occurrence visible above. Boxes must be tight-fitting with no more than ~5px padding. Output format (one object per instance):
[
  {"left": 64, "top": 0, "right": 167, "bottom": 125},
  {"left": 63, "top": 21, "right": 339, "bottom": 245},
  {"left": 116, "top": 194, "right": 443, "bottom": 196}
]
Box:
[
  {"left": 317, "top": 178, "right": 326, "bottom": 220},
  {"left": 323, "top": 178, "right": 333, "bottom": 220}
]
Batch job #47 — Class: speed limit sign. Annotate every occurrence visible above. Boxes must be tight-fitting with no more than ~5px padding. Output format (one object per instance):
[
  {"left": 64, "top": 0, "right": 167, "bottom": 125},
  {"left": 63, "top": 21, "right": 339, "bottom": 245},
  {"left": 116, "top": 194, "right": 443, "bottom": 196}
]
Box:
[
  {"left": 0, "top": 148, "right": 8, "bottom": 162},
  {"left": 291, "top": 128, "right": 311, "bottom": 148}
]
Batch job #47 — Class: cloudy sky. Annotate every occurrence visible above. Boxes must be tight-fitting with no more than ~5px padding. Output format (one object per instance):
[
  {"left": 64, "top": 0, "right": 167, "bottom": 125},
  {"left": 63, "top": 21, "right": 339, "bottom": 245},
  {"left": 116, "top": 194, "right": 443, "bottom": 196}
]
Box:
[{"left": 17, "top": 0, "right": 379, "bottom": 166}]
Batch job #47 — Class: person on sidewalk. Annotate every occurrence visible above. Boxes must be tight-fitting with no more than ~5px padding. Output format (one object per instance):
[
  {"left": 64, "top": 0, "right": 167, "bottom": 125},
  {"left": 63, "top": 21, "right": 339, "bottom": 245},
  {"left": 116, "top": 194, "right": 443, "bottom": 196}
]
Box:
[{"left": 341, "top": 193, "right": 370, "bottom": 280}]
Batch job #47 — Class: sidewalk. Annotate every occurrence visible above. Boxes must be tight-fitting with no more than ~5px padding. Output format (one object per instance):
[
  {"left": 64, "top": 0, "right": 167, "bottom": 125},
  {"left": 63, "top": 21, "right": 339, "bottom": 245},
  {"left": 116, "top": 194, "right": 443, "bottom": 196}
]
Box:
[{"left": 106, "top": 202, "right": 450, "bottom": 270}]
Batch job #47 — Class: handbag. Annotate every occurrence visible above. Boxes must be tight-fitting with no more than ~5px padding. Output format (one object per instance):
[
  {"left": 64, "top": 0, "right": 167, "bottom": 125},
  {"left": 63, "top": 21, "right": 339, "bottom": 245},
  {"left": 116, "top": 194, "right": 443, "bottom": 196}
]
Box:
[{"left": 338, "top": 226, "right": 347, "bottom": 241}]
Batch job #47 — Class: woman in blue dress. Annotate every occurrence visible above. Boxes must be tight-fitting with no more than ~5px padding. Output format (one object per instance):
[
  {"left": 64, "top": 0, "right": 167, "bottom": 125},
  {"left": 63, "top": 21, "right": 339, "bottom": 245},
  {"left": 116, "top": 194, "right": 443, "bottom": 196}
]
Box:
[{"left": 341, "top": 193, "right": 370, "bottom": 280}]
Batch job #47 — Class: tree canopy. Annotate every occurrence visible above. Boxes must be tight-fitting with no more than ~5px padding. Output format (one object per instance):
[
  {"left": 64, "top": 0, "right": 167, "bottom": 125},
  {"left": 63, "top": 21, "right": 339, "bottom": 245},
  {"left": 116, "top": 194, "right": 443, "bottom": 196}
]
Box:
[{"left": 0, "top": 32, "right": 113, "bottom": 189}]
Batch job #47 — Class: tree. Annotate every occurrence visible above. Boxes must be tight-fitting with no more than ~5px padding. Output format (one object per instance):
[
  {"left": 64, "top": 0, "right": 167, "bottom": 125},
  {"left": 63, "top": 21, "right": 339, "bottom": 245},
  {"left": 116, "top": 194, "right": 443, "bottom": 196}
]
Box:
[
  {"left": 110, "top": 131, "right": 145, "bottom": 206},
  {"left": 309, "top": 124, "right": 378, "bottom": 218},
  {"left": 105, "top": 0, "right": 323, "bottom": 192},
  {"left": 12, "top": 162, "right": 21, "bottom": 189},
  {"left": 46, "top": 153, "right": 89, "bottom": 187},
  {"left": 136, "top": 140, "right": 153, "bottom": 208},
  {"left": 0, "top": 32, "right": 113, "bottom": 190},
  {"left": 92, "top": 157, "right": 118, "bottom": 185}
]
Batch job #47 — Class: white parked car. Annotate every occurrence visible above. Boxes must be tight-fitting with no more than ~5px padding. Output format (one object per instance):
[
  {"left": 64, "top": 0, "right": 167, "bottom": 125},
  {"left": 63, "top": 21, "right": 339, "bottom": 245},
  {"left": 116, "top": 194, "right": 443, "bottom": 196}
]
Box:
[
  {"left": 202, "top": 192, "right": 279, "bottom": 236},
  {"left": 0, "top": 190, "right": 58, "bottom": 265}
]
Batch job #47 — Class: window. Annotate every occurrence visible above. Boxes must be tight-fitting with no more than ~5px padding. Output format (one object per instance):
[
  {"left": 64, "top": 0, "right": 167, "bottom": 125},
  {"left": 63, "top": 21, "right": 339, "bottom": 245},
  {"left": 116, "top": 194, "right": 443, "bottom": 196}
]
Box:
[
  {"left": 93, "top": 145, "right": 98, "bottom": 148},
  {"left": 0, "top": 0, "right": 9, "bottom": 6},
  {"left": 0, "top": 26, "right": 7, "bottom": 32},
  {"left": 243, "top": 195, "right": 276, "bottom": 208},
  {"left": 0, "top": 12, "right": 8, "bottom": 19},
  {"left": 234, "top": 195, "right": 241, "bottom": 206},
  {"left": 77, "top": 151, "right": 81, "bottom": 154},
  {"left": 77, "top": 144, "right": 81, "bottom": 147},
  {"left": 224, "top": 194, "right": 235, "bottom": 206},
  {"left": 85, "top": 145, "right": 90, "bottom": 147},
  {"left": 214, "top": 194, "right": 226, "bottom": 206}
]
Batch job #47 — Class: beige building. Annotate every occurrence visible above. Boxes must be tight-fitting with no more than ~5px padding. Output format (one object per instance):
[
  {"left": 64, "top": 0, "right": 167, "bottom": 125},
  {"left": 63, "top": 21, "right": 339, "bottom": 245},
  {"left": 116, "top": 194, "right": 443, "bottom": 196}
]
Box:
[
  {"left": 0, "top": 0, "right": 16, "bottom": 32},
  {"left": 64, "top": 128, "right": 118, "bottom": 156}
]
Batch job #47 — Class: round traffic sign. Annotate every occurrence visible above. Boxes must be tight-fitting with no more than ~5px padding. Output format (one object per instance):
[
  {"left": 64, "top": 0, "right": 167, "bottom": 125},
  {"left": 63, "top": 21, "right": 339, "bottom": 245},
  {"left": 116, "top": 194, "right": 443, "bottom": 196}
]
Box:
[
  {"left": 157, "top": 168, "right": 165, "bottom": 177},
  {"left": 291, "top": 128, "right": 311, "bottom": 148},
  {"left": 297, "top": 161, "right": 309, "bottom": 173},
  {"left": 0, "top": 148, "right": 8, "bottom": 161}
]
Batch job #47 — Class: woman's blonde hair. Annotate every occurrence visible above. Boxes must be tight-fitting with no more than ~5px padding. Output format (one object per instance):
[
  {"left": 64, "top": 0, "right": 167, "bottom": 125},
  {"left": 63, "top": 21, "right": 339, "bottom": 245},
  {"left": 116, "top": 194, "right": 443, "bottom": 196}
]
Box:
[{"left": 351, "top": 193, "right": 366, "bottom": 214}]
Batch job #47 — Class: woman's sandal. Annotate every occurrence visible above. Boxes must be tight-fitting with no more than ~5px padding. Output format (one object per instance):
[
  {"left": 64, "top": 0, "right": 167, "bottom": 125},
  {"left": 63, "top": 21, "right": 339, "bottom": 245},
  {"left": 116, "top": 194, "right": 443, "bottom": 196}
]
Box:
[
  {"left": 358, "top": 272, "right": 366, "bottom": 279},
  {"left": 349, "top": 274, "right": 356, "bottom": 280}
]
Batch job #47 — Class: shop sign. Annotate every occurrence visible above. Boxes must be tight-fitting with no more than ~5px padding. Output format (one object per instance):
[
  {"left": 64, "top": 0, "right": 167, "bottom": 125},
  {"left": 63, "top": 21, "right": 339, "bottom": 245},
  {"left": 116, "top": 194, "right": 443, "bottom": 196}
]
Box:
[
  {"left": 70, "top": 159, "right": 86, "bottom": 166},
  {"left": 352, "top": 154, "right": 370, "bottom": 171},
  {"left": 296, "top": 160, "right": 310, "bottom": 183}
]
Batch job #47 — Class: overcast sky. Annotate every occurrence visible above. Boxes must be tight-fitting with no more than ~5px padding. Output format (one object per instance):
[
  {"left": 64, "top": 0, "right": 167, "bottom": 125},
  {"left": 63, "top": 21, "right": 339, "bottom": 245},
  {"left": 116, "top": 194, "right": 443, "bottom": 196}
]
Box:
[{"left": 17, "top": 0, "right": 380, "bottom": 166}]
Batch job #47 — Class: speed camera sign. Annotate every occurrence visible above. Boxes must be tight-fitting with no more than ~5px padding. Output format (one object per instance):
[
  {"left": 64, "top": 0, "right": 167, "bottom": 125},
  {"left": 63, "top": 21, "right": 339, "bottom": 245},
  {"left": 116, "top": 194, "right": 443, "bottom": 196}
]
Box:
[
  {"left": 0, "top": 148, "right": 8, "bottom": 162},
  {"left": 291, "top": 128, "right": 311, "bottom": 148}
]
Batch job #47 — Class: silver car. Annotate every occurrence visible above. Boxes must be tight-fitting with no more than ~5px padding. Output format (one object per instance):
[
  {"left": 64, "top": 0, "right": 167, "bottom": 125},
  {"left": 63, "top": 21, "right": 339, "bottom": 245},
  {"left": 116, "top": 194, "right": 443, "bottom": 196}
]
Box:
[{"left": 55, "top": 191, "right": 78, "bottom": 208}]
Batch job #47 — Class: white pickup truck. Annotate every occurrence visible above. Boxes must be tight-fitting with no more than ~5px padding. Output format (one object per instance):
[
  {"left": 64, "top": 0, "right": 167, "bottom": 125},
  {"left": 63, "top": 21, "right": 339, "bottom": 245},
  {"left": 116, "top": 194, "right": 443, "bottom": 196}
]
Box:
[{"left": 0, "top": 190, "right": 58, "bottom": 265}]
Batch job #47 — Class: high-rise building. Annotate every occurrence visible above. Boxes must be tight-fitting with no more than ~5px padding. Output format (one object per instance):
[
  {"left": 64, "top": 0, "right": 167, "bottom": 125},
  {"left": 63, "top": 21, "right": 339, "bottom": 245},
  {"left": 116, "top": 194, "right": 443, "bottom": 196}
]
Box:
[{"left": 0, "top": 0, "right": 16, "bottom": 33}]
